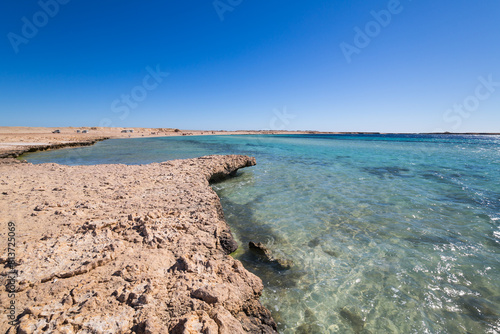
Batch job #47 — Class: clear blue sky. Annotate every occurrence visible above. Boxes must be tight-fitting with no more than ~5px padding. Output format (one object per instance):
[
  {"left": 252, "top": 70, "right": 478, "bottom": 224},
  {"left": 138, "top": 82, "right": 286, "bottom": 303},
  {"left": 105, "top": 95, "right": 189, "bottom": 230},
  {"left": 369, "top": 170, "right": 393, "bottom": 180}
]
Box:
[{"left": 1, "top": 0, "right": 499, "bottom": 132}]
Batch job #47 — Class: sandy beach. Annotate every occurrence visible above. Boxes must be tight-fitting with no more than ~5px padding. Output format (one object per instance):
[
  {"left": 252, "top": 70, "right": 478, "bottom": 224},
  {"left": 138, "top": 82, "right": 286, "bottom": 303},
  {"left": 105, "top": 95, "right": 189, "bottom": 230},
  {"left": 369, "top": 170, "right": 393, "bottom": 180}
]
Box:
[{"left": 0, "top": 128, "right": 278, "bottom": 333}]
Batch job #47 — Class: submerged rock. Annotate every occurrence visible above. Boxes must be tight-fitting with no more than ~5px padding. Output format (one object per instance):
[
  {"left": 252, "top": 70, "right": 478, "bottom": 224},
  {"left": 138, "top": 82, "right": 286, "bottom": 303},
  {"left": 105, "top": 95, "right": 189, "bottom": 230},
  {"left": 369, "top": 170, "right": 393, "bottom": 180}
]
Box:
[
  {"left": 458, "top": 296, "right": 499, "bottom": 324},
  {"left": 362, "top": 166, "right": 411, "bottom": 179},
  {"left": 296, "top": 323, "right": 323, "bottom": 334},
  {"left": 248, "top": 242, "right": 293, "bottom": 270},
  {"left": 339, "top": 307, "right": 365, "bottom": 334},
  {"left": 304, "top": 308, "right": 317, "bottom": 322},
  {"left": 296, "top": 309, "right": 322, "bottom": 334},
  {"left": 307, "top": 237, "right": 321, "bottom": 248}
]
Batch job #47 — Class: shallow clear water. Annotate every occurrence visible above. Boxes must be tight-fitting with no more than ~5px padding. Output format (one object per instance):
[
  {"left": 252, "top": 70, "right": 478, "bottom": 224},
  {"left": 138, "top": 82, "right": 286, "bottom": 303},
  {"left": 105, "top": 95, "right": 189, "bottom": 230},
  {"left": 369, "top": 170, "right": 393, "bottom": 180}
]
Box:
[{"left": 25, "top": 134, "right": 500, "bottom": 333}]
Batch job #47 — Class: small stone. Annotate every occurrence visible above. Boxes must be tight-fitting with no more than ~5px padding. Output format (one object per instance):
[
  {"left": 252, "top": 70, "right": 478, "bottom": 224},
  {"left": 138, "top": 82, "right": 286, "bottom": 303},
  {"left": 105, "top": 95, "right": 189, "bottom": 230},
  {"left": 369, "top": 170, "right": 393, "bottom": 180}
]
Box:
[
  {"left": 191, "top": 287, "right": 218, "bottom": 304},
  {"left": 116, "top": 293, "right": 126, "bottom": 303}
]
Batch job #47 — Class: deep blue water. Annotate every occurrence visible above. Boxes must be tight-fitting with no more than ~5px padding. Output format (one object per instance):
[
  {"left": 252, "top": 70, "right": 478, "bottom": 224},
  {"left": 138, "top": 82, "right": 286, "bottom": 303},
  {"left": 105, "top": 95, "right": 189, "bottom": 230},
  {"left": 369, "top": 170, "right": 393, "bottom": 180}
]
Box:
[{"left": 24, "top": 134, "right": 500, "bottom": 333}]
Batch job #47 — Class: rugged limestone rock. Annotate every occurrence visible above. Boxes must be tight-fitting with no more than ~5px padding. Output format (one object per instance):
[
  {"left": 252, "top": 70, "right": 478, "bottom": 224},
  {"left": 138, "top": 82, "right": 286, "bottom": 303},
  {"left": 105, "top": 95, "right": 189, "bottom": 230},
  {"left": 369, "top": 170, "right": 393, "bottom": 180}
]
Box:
[
  {"left": 0, "top": 155, "right": 277, "bottom": 333},
  {"left": 0, "top": 138, "right": 109, "bottom": 159}
]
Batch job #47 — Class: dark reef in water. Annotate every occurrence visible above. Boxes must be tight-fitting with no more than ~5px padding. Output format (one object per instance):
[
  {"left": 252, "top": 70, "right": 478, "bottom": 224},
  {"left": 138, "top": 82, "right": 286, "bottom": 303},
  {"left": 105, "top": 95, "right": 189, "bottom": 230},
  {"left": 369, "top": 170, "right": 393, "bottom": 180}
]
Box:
[
  {"left": 361, "top": 166, "right": 411, "bottom": 179},
  {"left": 296, "top": 308, "right": 323, "bottom": 334},
  {"left": 249, "top": 242, "right": 293, "bottom": 270},
  {"left": 339, "top": 307, "right": 365, "bottom": 334}
]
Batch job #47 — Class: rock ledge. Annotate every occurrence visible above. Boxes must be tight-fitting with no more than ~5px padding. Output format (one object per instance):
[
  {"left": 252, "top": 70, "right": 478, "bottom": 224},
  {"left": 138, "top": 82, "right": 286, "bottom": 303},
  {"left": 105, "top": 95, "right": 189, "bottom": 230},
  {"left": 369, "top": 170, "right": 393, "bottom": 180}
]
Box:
[{"left": 0, "top": 155, "right": 277, "bottom": 333}]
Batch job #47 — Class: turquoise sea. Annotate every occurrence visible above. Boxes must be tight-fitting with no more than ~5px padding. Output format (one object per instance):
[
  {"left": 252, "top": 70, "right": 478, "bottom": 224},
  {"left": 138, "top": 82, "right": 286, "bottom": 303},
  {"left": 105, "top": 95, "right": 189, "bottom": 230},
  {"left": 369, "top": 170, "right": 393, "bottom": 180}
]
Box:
[{"left": 25, "top": 134, "right": 500, "bottom": 333}]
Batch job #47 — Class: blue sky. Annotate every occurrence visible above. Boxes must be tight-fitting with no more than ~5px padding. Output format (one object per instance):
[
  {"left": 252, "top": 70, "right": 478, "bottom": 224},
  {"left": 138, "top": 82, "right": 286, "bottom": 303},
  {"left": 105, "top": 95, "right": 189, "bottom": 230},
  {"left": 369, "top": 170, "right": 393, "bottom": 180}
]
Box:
[{"left": 1, "top": 0, "right": 499, "bottom": 132}]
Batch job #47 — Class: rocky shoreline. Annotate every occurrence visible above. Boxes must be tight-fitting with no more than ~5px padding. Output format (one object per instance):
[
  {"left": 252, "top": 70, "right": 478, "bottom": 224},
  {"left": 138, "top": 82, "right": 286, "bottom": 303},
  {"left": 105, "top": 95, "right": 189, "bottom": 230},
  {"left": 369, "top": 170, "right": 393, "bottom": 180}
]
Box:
[
  {"left": 0, "top": 154, "right": 277, "bottom": 333},
  {"left": 0, "top": 138, "right": 110, "bottom": 160}
]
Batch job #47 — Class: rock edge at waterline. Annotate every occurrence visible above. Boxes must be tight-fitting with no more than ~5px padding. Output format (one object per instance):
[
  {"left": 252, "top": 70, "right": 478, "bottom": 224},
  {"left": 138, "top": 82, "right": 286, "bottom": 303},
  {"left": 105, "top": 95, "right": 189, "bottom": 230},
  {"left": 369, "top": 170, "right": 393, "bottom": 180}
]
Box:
[{"left": 0, "top": 155, "right": 278, "bottom": 333}]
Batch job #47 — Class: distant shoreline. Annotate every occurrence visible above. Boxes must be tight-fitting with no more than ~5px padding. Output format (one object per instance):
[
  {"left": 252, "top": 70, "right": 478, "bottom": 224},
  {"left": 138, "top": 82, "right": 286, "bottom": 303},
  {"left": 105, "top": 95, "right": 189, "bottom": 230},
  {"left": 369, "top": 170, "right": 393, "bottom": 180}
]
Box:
[{"left": 1, "top": 126, "right": 498, "bottom": 161}]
